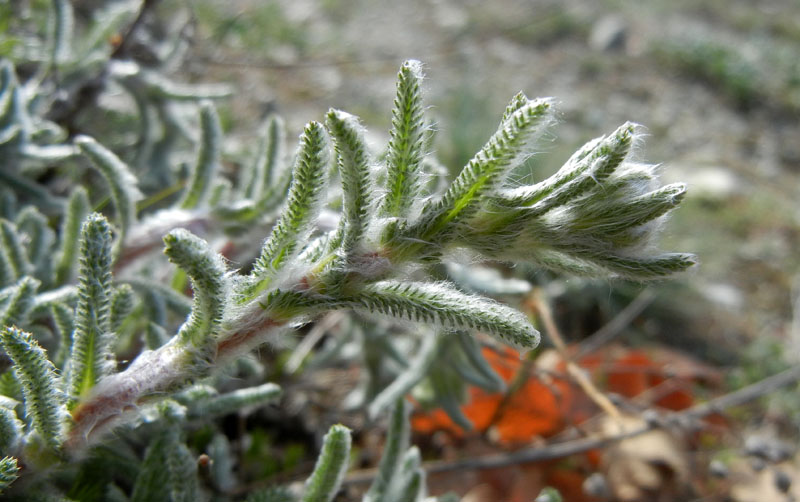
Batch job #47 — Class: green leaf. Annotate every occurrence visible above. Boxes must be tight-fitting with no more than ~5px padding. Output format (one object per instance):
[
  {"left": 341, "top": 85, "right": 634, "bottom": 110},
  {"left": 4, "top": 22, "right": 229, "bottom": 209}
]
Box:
[
  {"left": 0, "top": 456, "right": 18, "bottom": 493},
  {"left": 0, "top": 219, "right": 32, "bottom": 282},
  {"left": 302, "top": 424, "right": 351, "bottom": 502},
  {"left": 451, "top": 332, "right": 506, "bottom": 393},
  {"left": 569, "top": 183, "right": 687, "bottom": 236},
  {"left": 428, "top": 363, "right": 472, "bottom": 431},
  {"left": 15, "top": 206, "right": 55, "bottom": 283},
  {"left": 55, "top": 187, "right": 90, "bottom": 286},
  {"left": 179, "top": 101, "right": 222, "bottom": 209},
  {"left": 352, "top": 281, "right": 540, "bottom": 350},
  {"left": 493, "top": 122, "right": 635, "bottom": 211},
  {"left": 555, "top": 248, "right": 698, "bottom": 280},
  {"left": 246, "top": 486, "right": 297, "bottom": 502},
  {"left": 183, "top": 382, "right": 281, "bottom": 418},
  {"left": 257, "top": 288, "right": 343, "bottom": 322},
  {"left": 368, "top": 336, "right": 438, "bottom": 420},
  {"left": 208, "top": 177, "right": 232, "bottom": 207},
  {"left": 50, "top": 302, "right": 74, "bottom": 369},
  {"left": 144, "top": 322, "right": 169, "bottom": 350},
  {"left": 326, "top": 109, "right": 374, "bottom": 258},
  {"left": 133, "top": 67, "right": 233, "bottom": 101},
  {"left": 244, "top": 115, "right": 287, "bottom": 200},
  {"left": 0, "top": 406, "right": 22, "bottom": 454},
  {"left": 66, "top": 214, "right": 114, "bottom": 405},
  {"left": 381, "top": 60, "right": 426, "bottom": 221},
  {"left": 49, "top": 0, "right": 74, "bottom": 65},
  {"left": 0, "top": 372, "right": 20, "bottom": 402},
  {"left": 391, "top": 447, "right": 426, "bottom": 502},
  {"left": 364, "top": 400, "right": 411, "bottom": 502},
  {"left": 1, "top": 326, "right": 65, "bottom": 449},
  {"left": 247, "top": 121, "right": 330, "bottom": 297},
  {"left": 0, "top": 246, "right": 10, "bottom": 291},
  {"left": 536, "top": 487, "right": 563, "bottom": 502},
  {"left": 75, "top": 135, "right": 143, "bottom": 245},
  {"left": 401, "top": 98, "right": 553, "bottom": 248},
  {"left": 501, "top": 91, "right": 530, "bottom": 122},
  {"left": 109, "top": 284, "right": 136, "bottom": 333},
  {"left": 0, "top": 277, "right": 39, "bottom": 329},
  {"left": 163, "top": 229, "right": 228, "bottom": 349},
  {"left": 131, "top": 425, "right": 198, "bottom": 502},
  {"left": 207, "top": 433, "right": 235, "bottom": 492}
]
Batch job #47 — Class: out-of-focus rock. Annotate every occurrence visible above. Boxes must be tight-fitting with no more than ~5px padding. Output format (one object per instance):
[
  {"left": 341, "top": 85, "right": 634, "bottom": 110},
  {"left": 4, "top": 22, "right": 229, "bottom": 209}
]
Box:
[
  {"left": 664, "top": 165, "right": 743, "bottom": 201},
  {"left": 744, "top": 434, "right": 795, "bottom": 463},
  {"left": 702, "top": 282, "right": 745, "bottom": 310},
  {"left": 428, "top": 0, "right": 468, "bottom": 32},
  {"left": 589, "top": 15, "right": 628, "bottom": 52}
]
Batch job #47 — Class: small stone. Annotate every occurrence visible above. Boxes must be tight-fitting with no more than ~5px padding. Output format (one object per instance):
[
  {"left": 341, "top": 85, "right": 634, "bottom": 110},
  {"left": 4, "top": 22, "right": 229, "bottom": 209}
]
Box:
[
  {"left": 744, "top": 435, "right": 794, "bottom": 463},
  {"left": 709, "top": 459, "right": 728, "bottom": 478},
  {"left": 588, "top": 15, "right": 628, "bottom": 52},
  {"left": 775, "top": 469, "right": 792, "bottom": 493},
  {"left": 750, "top": 457, "right": 766, "bottom": 472},
  {"left": 583, "top": 472, "right": 610, "bottom": 497},
  {"left": 686, "top": 167, "right": 742, "bottom": 201},
  {"left": 702, "top": 283, "right": 745, "bottom": 310},
  {"left": 642, "top": 409, "right": 662, "bottom": 428}
]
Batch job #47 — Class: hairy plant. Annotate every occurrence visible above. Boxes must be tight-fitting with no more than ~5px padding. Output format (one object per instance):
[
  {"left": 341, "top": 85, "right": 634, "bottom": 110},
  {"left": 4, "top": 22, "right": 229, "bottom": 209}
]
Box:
[{"left": 0, "top": 1, "right": 694, "bottom": 499}]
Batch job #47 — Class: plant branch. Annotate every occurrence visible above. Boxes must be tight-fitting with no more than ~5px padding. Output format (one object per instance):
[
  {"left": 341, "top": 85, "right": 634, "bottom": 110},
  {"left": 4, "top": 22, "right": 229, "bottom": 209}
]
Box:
[
  {"left": 575, "top": 288, "right": 656, "bottom": 359},
  {"left": 526, "top": 288, "right": 623, "bottom": 421},
  {"left": 66, "top": 314, "right": 284, "bottom": 452}
]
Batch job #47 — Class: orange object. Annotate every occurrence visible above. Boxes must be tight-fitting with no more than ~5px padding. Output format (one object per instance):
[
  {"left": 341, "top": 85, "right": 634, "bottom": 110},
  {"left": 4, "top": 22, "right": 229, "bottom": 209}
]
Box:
[{"left": 412, "top": 345, "right": 702, "bottom": 443}]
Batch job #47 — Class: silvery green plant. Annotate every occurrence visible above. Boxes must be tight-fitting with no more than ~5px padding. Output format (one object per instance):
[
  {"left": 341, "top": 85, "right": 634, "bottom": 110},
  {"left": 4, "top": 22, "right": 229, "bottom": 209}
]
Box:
[{"left": 0, "top": 2, "right": 694, "bottom": 499}]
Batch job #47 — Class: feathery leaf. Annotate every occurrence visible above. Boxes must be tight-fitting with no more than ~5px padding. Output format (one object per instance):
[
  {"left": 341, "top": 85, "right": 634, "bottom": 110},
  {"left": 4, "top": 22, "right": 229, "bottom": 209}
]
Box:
[
  {"left": 179, "top": 101, "right": 222, "bottom": 209},
  {"left": 15, "top": 206, "right": 55, "bottom": 282},
  {"left": 0, "top": 277, "right": 39, "bottom": 329},
  {"left": 364, "top": 399, "right": 411, "bottom": 502},
  {"left": 0, "top": 219, "right": 32, "bottom": 282},
  {"left": 55, "top": 187, "right": 90, "bottom": 286},
  {"left": 49, "top": 0, "right": 74, "bottom": 65},
  {"left": 75, "top": 135, "right": 143, "bottom": 244},
  {"left": 381, "top": 60, "right": 426, "bottom": 221},
  {"left": 402, "top": 98, "right": 553, "bottom": 247},
  {"left": 326, "top": 109, "right": 374, "bottom": 258},
  {"left": 368, "top": 336, "right": 438, "bottom": 420},
  {"left": 0, "top": 456, "right": 18, "bottom": 493},
  {"left": 1, "top": 326, "right": 65, "bottom": 449},
  {"left": 352, "top": 281, "right": 540, "bottom": 350},
  {"left": 452, "top": 332, "right": 506, "bottom": 393},
  {"left": 302, "top": 424, "right": 351, "bottom": 502},
  {"left": 50, "top": 302, "right": 74, "bottom": 370},
  {"left": 247, "top": 121, "right": 330, "bottom": 296},
  {"left": 66, "top": 214, "right": 114, "bottom": 405},
  {"left": 109, "top": 284, "right": 135, "bottom": 333},
  {"left": 0, "top": 406, "right": 22, "bottom": 455},
  {"left": 392, "top": 447, "right": 426, "bottom": 502},
  {"left": 131, "top": 422, "right": 198, "bottom": 502},
  {"left": 244, "top": 115, "right": 287, "bottom": 200},
  {"left": 184, "top": 382, "right": 281, "bottom": 419},
  {"left": 163, "top": 229, "right": 228, "bottom": 349}
]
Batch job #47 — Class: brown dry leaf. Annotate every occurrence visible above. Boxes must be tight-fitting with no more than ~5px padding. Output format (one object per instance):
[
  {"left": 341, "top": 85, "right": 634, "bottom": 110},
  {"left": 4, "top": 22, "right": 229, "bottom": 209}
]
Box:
[{"left": 600, "top": 415, "right": 690, "bottom": 502}]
